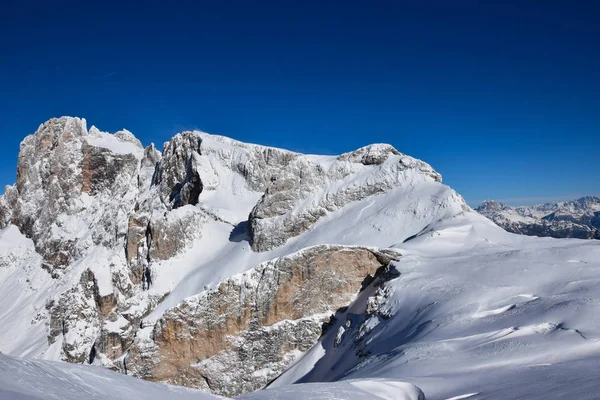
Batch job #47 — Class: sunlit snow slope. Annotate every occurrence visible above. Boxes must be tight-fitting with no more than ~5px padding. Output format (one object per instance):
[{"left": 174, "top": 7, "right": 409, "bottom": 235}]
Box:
[
  {"left": 0, "top": 353, "right": 222, "bottom": 400},
  {"left": 268, "top": 212, "right": 600, "bottom": 399},
  {"left": 0, "top": 351, "right": 426, "bottom": 400}
]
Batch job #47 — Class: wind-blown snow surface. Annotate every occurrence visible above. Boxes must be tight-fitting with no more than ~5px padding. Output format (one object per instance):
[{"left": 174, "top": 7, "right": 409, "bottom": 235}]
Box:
[
  {"left": 268, "top": 212, "right": 600, "bottom": 399},
  {"left": 241, "top": 379, "right": 424, "bottom": 400},
  {"left": 0, "top": 353, "right": 222, "bottom": 400},
  {"left": 0, "top": 352, "right": 424, "bottom": 400}
]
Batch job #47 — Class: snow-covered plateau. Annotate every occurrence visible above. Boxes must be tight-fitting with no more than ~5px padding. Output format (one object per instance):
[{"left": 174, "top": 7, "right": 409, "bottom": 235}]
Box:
[{"left": 1, "top": 117, "right": 599, "bottom": 400}]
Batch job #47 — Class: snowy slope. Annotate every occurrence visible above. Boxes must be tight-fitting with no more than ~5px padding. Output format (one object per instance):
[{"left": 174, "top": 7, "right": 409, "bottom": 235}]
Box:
[
  {"left": 5, "top": 210, "right": 600, "bottom": 399},
  {"left": 240, "top": 379, "right": 424, "bottom": 400},
  {"left": 0, "top": 225, "right": 52, "bottom": 358},
  {"left": 0, "top": 351, "right": 426, "bottom": 400},
  {"left": 269, "top": 211, "right": 600, "bottom": 399},
  {"left": 0, "top": 353, "right": 222, "bottom": 400}
]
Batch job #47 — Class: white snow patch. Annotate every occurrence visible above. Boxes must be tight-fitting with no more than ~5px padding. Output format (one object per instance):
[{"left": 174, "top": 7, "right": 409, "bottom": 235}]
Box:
[
  {"left": 350, "top": 379, "right": 425, "bottom": 400},
  {"left": 445, "top": 394, "right": 479, "bottom": 400},
  {"left": 86, "top": 129, "right": 143, "bottom": 157},
  {"left": 0, "top": 353, "right": 222, "bottom": 399}
]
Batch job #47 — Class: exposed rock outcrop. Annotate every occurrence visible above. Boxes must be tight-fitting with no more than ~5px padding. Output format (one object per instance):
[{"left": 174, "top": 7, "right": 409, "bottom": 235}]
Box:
[
  {"left": 3, "top": 118, "right": 143, "bottom": 276},
  {"left": 248, "top": 144, "right": 442, "bottom": 251},
  {"left": 267, "top": 251, "right": 407, "bottom": 389},
  {"left": 126, "top": 245, "right": 400, "bottom": 396},
  {"left": 0, "top": 117, "right": 152, "bottom": 364},
  {"left": 47, "top": 269, "right": 115, "bottom": 363},
  {"left": 153, "top": 132, "right": 203, "bottom": 208}
]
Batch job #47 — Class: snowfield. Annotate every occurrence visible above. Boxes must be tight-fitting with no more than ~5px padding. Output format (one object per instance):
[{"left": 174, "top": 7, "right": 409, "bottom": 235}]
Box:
[
  {"left": 0, "top": 351, "right": 424, "bottom": 400},
  {"left": 240, "top": 379, "right": 424, "bottom": 400},
  {"left": 269, "top": 212, "right": 600, "bottom": 399},
  {"left": 0, "top": 352, "right": 222, "bottom": 400}
]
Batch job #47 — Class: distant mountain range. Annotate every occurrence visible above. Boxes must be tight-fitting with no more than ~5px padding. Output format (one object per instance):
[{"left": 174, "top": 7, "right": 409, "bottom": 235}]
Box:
[{"left": 476, "top": 196, "right": 600, "bottom": 239}]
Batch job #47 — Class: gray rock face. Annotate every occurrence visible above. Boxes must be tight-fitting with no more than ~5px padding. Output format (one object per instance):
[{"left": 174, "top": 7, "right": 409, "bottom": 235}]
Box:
[
  {"left": 47, "top": 269, "right": 116, "bottom": 363},
  {"left": 476, "top": 198, "right": 600, "bottom": 239},
  {"left": 153, "top": 132, "right": 203, "bottom": 208},
  {"left": 248, "top": 144, "right": 442, "bottom": 251},
  {"left": 148, "top": 208, "right": 207, "bottom": 262},
  {"left": 268, "top": 255, "right": 407, "bottom": 389},
  {"left": 3, "top": 118, "right": 143, "bottom": 276},
  {"left": 0, "top": 118, "right": 168, "bottom": 366},
  {"left": 127, "top": 245, "right": 401, "bottom": 397},
  {"left": 9, "top": 118, "right": 87, "bottom": 271},
  {"left": 193, "top": 133, "right": 298, "bottom": 192},
  {"left": 175, "top": 154, "right": 203, "bottom": 208},
  {"left": 4, "top": 118, "right": 151, "bottom": 363}
]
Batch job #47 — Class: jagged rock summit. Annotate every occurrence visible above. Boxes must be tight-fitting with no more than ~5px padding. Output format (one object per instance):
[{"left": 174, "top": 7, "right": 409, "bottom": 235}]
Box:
[
  {"left": 0, "top": 116, "right": 468, "bottom": 396},
  {"left": 476, "top": 197, "right": 600, "bottom": 239}
]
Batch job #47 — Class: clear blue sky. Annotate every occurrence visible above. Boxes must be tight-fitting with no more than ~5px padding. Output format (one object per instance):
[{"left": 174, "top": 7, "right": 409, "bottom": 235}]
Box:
[{"left": 1, "top": 1, "right": 598, "bottom": 206}]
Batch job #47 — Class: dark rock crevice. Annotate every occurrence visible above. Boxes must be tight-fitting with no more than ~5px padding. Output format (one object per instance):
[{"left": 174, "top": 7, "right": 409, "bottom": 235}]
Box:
[{"left": 143, "top": 221, "right": 153, "bottom": 290}]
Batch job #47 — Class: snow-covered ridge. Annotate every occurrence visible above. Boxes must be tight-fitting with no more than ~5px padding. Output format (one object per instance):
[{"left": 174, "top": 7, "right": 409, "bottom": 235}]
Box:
[{"left": 87, "top": 125, "right": 144, "bottom": 157}]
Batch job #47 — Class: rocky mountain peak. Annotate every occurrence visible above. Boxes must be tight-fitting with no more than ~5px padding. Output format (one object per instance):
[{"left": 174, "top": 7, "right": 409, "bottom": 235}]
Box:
[
  {"left": 337, "top": 143, "right": 400, "bottom": 165},
  {"left": 0, "top": 116, "right": 469, "bottom": 397},
  {"left": 567, "top": 195, "right": 600, "bottom": 211},
  {"left": 1, "top": 117, "right": 146, "bottom": 275},
  {"left": 153, "top": 131, "right": 203, "bottom": 208},
  {"left": 249, "top": 143, "right": 443, "bottom": 251},
  {"left": 476, "top": 200, "right": 509, "bottom": 212},
  {"left": 15, "top": 117, "right": 87, "bottom": 196}
]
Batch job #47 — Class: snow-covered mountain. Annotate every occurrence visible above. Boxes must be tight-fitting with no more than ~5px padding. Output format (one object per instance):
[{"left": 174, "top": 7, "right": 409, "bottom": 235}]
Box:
[
  {"left": 1, "top": 117, "right": 600, "bottom": 400},
  {"left": 476, "top": 197, "right": 600, "bottom": 239}
]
